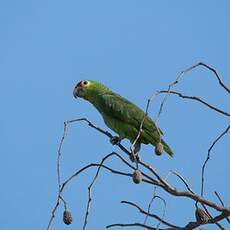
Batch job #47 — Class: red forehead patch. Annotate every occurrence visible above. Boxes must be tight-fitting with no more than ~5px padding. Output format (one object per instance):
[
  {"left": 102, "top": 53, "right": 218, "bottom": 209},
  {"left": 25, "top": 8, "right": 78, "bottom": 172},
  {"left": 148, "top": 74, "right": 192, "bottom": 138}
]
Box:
[{"left": 77, "top": 81, "right": 82, "bottom": 87}]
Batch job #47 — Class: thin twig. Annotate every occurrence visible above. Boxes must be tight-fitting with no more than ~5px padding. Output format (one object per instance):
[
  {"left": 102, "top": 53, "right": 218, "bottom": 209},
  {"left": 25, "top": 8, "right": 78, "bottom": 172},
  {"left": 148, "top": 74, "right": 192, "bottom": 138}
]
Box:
[
  {"left": 198, "top": 62, "right": 230, "bottom": 94},
  {"left": 67, "top": 118, "right": 132, "bottom": 157},
  {"left": 144, "top": 173, "right": 169, "bottom": 228},
  {"left": 215, "top": 191, "right": 230, "bottom": 224},
  {"left": 153, "top": 62, "right": 205, "bottom": 126},
  {"left": 169, "top": 170, "right": 194, "bottom": 194},
  {"left": 82, "top": 153, "right": 115, "bottom": 230},
  {"left": 155, "top": 196, "right": 167, "bottom": 230},
  {"left": 144, "top": 187, "right": 157, "bottom": 225},
  {"left": 82, "top": 152, "right": 133, "bottom": 230},
  {"left": 131, "top": 95, "right": 152, "bottom": 153},
  {"left": 131, "top": 93, "right": 162, "bottom": 155},
  {"left": 106, "top": 222, "right": 171, "bottom": 230},
  {"left": 201, "top": 124, "right": 230, "bottom": 197},
  {"left": 165, "top": 62, "right": 230, "bottom": 94},
  {"left": 121, "top": 200, "right": 181, "bottom": 229},
  {"left": 158, "top": 90, "right": 230, "bottom": 117},
  {"left": 47, "top": 121, "right": 69, "bottom": 230},
  {"left": 47, "top": 198, "right": 60, "bottom": 230},
  {"left": 57, "top": 122, "right": 68, "bottom": 189},
  {"left": 107, "top": 222, "right": 203, "bottom": 230}
]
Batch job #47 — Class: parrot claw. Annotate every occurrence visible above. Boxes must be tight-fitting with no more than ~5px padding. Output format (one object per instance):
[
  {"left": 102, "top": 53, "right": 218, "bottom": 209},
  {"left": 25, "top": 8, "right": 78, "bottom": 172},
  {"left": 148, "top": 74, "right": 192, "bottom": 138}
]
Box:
[
  {"left": 130, "top": 153, "right": 140, "bottom": 163},
  {"left": 110, "top": 136, "right": 122, "bottom": 145},
  {"left": 129, "top": 142, "right": 141, "bottom": 162}
]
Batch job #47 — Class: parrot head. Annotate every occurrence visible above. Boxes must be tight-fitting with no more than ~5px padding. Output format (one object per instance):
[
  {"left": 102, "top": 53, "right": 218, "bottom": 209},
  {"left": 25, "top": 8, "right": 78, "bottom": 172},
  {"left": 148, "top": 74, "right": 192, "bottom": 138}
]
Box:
[
  {"left": 73, "top": 80, "right": 91, "bottom": 98},
  {"left": 73, "top": 80, "right": 110, "bottom": 100}
]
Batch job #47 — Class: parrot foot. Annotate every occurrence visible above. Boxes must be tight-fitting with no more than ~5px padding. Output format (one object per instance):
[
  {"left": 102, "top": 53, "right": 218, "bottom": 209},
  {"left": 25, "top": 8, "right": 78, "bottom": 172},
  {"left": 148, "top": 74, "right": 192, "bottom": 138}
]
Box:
[
  {"left": 110, "top": 136, "right": 123, "bottom": 145},
  {"left": 129, "top": 142, "right": 141, "bottom": 162},
  {"left": 130, "top": 153, "right": 140, "bottom": 163}
]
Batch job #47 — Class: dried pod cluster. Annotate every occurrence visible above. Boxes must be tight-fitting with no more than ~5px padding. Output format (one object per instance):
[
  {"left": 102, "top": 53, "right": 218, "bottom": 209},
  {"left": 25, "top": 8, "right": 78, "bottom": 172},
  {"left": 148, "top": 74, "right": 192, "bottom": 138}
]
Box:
[
  {"left": 63, "top": 210, "right": 73, "bottom": 225},
  {"left": 132, "top": 170, "right": 142, "bottom": 184}
]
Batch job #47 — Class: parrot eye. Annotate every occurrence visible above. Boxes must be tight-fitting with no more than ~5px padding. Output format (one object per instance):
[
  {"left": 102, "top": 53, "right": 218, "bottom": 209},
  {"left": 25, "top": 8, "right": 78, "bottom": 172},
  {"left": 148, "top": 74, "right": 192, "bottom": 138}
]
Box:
[{"left": 83, "top": 81, "right": 88, "bottom": 86}]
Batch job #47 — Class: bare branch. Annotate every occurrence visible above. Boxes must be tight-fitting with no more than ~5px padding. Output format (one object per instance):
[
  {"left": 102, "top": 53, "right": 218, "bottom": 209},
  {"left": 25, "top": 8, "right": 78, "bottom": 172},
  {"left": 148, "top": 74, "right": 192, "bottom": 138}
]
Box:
[
  {"left": 67, "top": 118, "right": 113, "bottom": 138},
  {"left": 152, "top": 62, "right": 210, "bottom": 127},
  {"left": 169, "top": 170, "right": 194, "bottom": 194},
  {"left": 154, "top": 195, "right": 167, "bottom": 229},
  {"left": 47, "top": 121, "right": 69, "bottom": 230},
  {"left": 67, "top": 118, "right": 132, "bottom": 157},
  {"left": 47, "top": 198, "right": 60, "bottom": 230},
  {"left": 144, "top": 177, "right": 168, "bottom": 228},
  {"left": 138, "top": 160, "right": 230, "bottom": 214},
  {"left": 198, "top": 62, "right": 230, "bottom": 94},
  {"left": 143, "top": 187, "right": 157, "bottom": 225},
  {"left": 158, "top": 90, "right": 230, "bottom": 117},
  {"left": 131, "top": 92, "right": 162, "bottom": 158},
  {"left": 131, "top": 95, "right": 152, "bottom": 154},
  {"left": 215, "top": 191, "right": 230, "bottom": 224},
  {"left": 57, "top": 122, "right": 68, "bottom": 189},
  {"left": 82, "top": 153, "right": 116, "bottom": 230},
  {"left": 165, "top": 62, "right": 229, "bottom": 94},
  {"left": 121, "top": 200, "right": 181, "bottom": 229},
  {"left": 106, "top": 222, "right": 172, "bottom": 230},
  {"left": 201, "top": 124, "right": 230, "bottom": 197}
]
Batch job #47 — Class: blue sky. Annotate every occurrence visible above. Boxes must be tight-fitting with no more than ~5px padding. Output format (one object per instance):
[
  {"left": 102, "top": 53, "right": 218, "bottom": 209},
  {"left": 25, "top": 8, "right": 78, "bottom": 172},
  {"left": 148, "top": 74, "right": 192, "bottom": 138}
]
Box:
[{"left": 0, "top": 0, "right": 229, "bottom": 229}]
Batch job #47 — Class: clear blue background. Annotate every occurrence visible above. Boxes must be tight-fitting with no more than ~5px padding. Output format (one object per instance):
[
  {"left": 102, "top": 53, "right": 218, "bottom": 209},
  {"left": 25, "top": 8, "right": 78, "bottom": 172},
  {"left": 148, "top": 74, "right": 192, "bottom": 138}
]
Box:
[{"left": 0, "top": 0, "right": 229, "bottom": 229}]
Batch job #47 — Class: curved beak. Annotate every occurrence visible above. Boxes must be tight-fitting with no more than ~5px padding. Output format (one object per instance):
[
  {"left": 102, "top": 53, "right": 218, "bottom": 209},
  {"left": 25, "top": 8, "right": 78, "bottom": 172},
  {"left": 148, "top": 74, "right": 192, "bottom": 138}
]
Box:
[{"left": 73, "top": 86, "right": 79, "bottom": 99}]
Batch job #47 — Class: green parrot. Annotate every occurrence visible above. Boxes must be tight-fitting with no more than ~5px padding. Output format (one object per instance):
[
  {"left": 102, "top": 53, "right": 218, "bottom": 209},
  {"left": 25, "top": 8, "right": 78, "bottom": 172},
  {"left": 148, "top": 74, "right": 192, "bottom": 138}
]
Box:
[{"left": 73, "top": 80, "right": 173, "bottom": 157}]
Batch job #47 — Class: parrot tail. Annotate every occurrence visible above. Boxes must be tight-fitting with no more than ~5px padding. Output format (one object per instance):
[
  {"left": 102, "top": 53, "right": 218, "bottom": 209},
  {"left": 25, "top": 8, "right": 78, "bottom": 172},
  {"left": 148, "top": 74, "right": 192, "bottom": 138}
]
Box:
[{"left": 161, "top": 139, "right": 174, "bottom": 157}]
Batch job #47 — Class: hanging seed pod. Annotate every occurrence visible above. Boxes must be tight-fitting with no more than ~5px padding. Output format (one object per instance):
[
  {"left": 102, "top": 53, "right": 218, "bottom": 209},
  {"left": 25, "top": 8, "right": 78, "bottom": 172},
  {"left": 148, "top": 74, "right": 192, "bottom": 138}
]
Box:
[
  {"left": 63, "top": 210, "right": 73, "bottom": 225},
  {"left": 132, "top": 169, "right": 142, "bottom": 184},
  {"left": 155, "top": 142, "right": 164, "bottom": 156},
  {"left": 195, "top": 208, "right": 210, "bottom": 224}
]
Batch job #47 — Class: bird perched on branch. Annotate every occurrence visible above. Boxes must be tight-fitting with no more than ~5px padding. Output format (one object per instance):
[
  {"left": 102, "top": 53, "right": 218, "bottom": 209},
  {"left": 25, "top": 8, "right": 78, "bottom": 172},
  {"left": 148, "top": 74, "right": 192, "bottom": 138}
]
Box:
[{"left": 73, "top": 80, "right": 173, "bottom": 157}]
